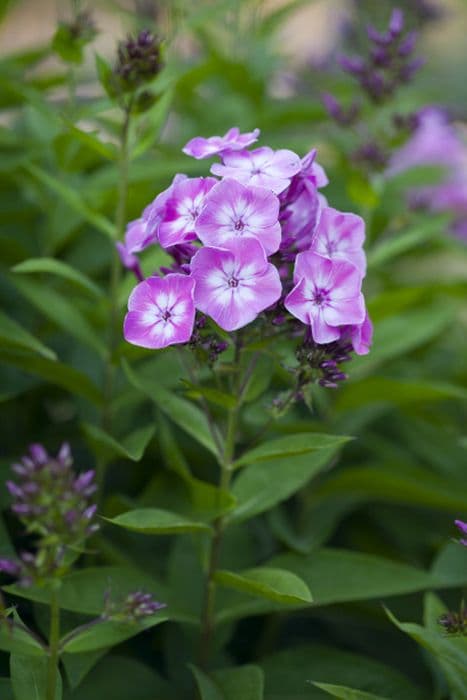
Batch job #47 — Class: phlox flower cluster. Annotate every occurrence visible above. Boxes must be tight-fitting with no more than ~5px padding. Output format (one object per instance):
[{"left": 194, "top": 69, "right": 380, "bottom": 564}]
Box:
[
  {"left": 0, "top": 443, "right": 98, "bottom": 586},
  {"left": 388, "top": 107, "right": 467, "bottom": 241},
  {"left": 119, "top": 127, "right": 372, "bottom": 371}
]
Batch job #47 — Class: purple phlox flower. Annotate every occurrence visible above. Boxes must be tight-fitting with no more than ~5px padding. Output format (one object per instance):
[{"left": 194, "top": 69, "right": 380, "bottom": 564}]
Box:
[
  {"left": 124, "top": 273, "right": 196, "bottom": 349},
  {"left": 455, "top": 519, "right": 467, "bottom": 546},
  {"left": 190, "top": 237, "right": 282, "bottom": 332},
  {"left": 387, "top": 107, "right": 464, "bottom": 175},
  {"left": 211, "top": 146, "right": 302, "bottom": 194},
  {"left": 158, "top": 177, "right": 217, "bottom": 248},
  {"left": 143, "top": 173, "right": 188, "bottom": 240},
  {"left": 310, "top": 206, "right": 367, "bottom": 275},
  {"left": 280, "top": 187, "right": 327, "bottom": 253},
  {"left": 300, "top": 149, "right": 329, "bottom": 189},
  {"left": 340, "top": 311, "right": 373, "bottom": 356},
  {"left": 195, "top": 178, "right": 281, "bottom": 256},
  {"left": 182, "top": 127, "right": 260, "bottom": 160},
  {"left": 285, "top": 252, "right": 365, "bottom": 344},
  {"left": 322, "top": 93, "right": 360, "bottom": 127}
]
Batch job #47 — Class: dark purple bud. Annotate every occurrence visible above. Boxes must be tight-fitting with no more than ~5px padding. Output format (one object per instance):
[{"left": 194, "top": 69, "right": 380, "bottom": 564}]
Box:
[
  {"left": 371, "top": 47, "right": 391, "bottom": 67},
  {"left": 389, "top": 8, "right": 404, "bottom": 36},
  {"left": 399, "top": 56, "right": 425, "bottom": 82},
  {"left": 6, "top": 480, "right": 24, "bottom": 499},
  {"left": 11, "top": 463, "right": 28, "bottom": 476},
  {"left": 320, "top": 360, "right": 337, "bottom": 370},
  {"left": 29, "top": 444, "right": 49, "bottom": 464},
  {"left": 11, "top": 503, "right": 32, "bottom": 516},
  {"left": 22, "top": 482, "right": 39, "bottom": 495},
  {"left": 338, "top": 55, "right": 365, "bottom": 75},
  {"left": 20, "top": 551, "right": 36, "bottom": 565},
  {"left": 74, "top": 470, "right": 96, "bottom": 493},
  {"left": 398, "top": 30, "right": 417, "bottom": 56},
  {"left": 366, "top": 25, "right": 391, "bottom": 45},
  {"left": 57, "top": 442, "right": 72, "bottom": 466},
  {"left": 21, "top": 457, "right": 35, "bottom": 471},
  {"left": 0, "top": 558, "right": 21, "bottom": 576},
  {"left": 83, "top": 504, "right": 98, "bottom": 520},
  {"left": 65, "top": 509, "right": 79, "bottom": 526},
  {"left": 319, "top": 379, "right": 338, "bottom": 389},
  {"left": 322, "top": 92, "right": 341, "bottom": 120}
]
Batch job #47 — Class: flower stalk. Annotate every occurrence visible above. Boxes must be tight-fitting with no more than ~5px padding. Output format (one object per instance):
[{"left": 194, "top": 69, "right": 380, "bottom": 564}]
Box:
[{"left": 46, "top": 591, "right": 61, "bottom": 700}]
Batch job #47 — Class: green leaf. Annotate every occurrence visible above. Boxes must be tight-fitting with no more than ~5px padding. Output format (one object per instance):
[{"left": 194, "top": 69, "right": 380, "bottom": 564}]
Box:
[
  {"left": 215, "top": 567, "right": 312, "bottom": 605},
  {"left": 260, "top": 645, "right": 423, "bottom": 700},
  {"left": 81, "top": 423, "right": 155, "bottom": 464},
  {"left": 123, "top": 360, "right": 219, "bottom": 457},
  {"left": 12, "top": 257, "right": 103, "bottom": 298},
  {"left": 0, "top": 350, "right": 102, "bottom": 405},
  {"left": 106, "top": 507, "right": 211, "bottom": 535},
  {"left": 24, "top": 163, "right": 115, "bottom": 239},
  {"left": 62, "top": 649, "right": 107, "bottom": 691},
  {"left": 335, "top": 377, "right": 467, "bottom": 411},
  {"left": 216, "top": 549, "right": 434, "bottom": 625},
  {"left": 350, "top": 305, "right": 454, "bottom": 378},
  {"left": 191, "top": 664, "right": 264, "bottom": 700},
  {"left": 0, "top": 618, "right": 45, "bottom": 656},
  {"left": 431, "top": 543, "right": 467, "bottom": 588},
  {"left": 4, "top": 566, "right": 167, "bottom": 616},
  {"left": 12, "top": 276, "right": 106, "bottom": 357},
  {"left": 131, "top": 90, "right": 174, "bottom": 159},
  {"left": 312, "top": 464, "right": 467, "bottom": 513},
  {"left": 62, "top": 654, "right": 176, "bottom": 700},
  {"left": 312, "top": 683, "right": 391, "bottom": 700},
  {"left": 367, "top": 216, "right": 446, "bottom": 268},
  {"left": 10, "top": 654, "right": 62, "bottom": 700},
  {"left": 0, "top": 310, "right": 57, "bottom": 360},
  {"left": 182, "top": 381, "right": 236, "bottom": 410},
  {"left": 0, "top": 679, "right": 13, "bottom": 700},
  {"left": 61, "top": 614, "right": 168, "bottom": 653},
  {"left": 386, "top": 599, "right": 467, "bottom": 700},
  {"left": 229, "top": 448, "right": 339, "bottom": 523},
  {"left": 233, "top": 433, "right": 351, "bottom": 469},
  {"left": 64, "top": 123, "right": 117, "bottom": 160}
]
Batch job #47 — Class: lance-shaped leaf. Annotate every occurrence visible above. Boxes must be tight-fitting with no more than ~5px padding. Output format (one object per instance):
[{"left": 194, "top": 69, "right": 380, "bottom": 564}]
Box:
[
  {"left": 10, "top": 654, "right": 62, "bottom": 700},
  {"left": 106, "top": 507, "right": 212, "bottom": 535},
  {"left": 312, "top": 683, "right": 391, "bottom": 700},
  {"left": 191, "top": 664, "right": 264, "bottom": 700},
  {"left": 81, "top": 423, "right": 155, "bottom": 465},
  {"left": 61, "top": 614, "right": 168, "bottom": 653},
  {"left": 215, "top": 567, "right": 312, "bottom": 605},
  {"left": 13, "top": 257, "right": 103, "bottom": 298},
  {"left": 233, "top": 433, "right": 351, "bottom": 469},
  {"left": 0, "top": 310, "right": 56, "bottom": 360}
]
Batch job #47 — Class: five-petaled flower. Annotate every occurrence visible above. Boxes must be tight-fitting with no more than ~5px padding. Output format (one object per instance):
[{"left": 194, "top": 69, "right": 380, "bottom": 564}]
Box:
[
  {"left": 158, "top": 177, "right": 217, "bottom": 248},
  {"left": 285, "top": 252, "right": 365, "bottom": 344},
  {"left": 190, "top": 237, "right": 282, "bottom": 332},
  {"left": 211, "top": 146, "right": 302, "bottom": 194},
  {"left": 196, "top": 178, "right": 281, "bottom": 255},
  {"left": 182, "top": 127, "right": 260, "bottom": 160},
  {"left": 310, "top": 207, "right": 367, "bottom": 275},
  {"left": 124, "top": 274, "right": 196, "bottom": 349}
]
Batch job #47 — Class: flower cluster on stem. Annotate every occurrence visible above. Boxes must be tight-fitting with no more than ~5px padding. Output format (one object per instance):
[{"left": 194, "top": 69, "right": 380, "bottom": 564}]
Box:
[{"left": 119, "top": 127, "right": 372, "bottom": 395}]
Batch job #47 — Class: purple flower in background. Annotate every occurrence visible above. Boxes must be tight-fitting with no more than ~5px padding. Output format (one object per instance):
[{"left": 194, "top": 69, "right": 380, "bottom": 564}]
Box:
[
  {"left": 310, "top": 207, "right": 367, "bottom": 275},
  {"left": 158, "top": 177, "right": 217, "bottom": 248},
  {"left": 182, "top": 127, "right": 260, "bottom": 159},
  {"left": 196, "top": 179, "right": 281, "bottom": 255},
  {"left": 211, "top": 146, "right": 301, "bottom": 194},
  {"left": 387, "top": 107, "right": 464, "bottom": 175},
  {"left": 285, "top": 252, "right": 365, "bottom": 344},
  {"left": 455, "top": 520, "right": 467, "bottom": 546},
  {"left": 190, "top": 237, "right": 282, "bottom": 332},
  {"left": 124, "top": 273, "right": 196, "bottom": 349}
]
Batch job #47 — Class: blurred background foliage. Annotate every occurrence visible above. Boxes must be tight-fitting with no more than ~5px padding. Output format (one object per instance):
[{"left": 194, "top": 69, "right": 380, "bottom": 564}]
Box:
[{"left": 0, "top": 1, "right": 467, "bottom": 699}]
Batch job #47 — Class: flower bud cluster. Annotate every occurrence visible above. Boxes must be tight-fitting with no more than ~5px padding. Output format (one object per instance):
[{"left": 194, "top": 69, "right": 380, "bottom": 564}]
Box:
[
  {"left": 339, "top": 9, "right": 423, "bottom": 104},
  {"left": 118, "top": 127, "right": 372, "bottom": 388},
  {"left": 113, "top": 30, "right": 163, "bottom": 93},
  {"left": 104, "top": 590, "right": 166, "bottom": 622},
  {"left": 0, "top": 443, "right": 98, "bottom": 585},
  {"left": 438, "top": 606, "right": 467, "bottom": 636}
]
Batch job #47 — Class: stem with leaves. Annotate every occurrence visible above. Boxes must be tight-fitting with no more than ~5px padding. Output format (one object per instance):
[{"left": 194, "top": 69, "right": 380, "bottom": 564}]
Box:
[
  {"left": 198, "top": 341, "right": 245, "bottom": 668},
  {"left": 46, "top": 591, "right": 61, "bottom": 700},
  {"left": 98, "top": 102, "right": 132, "bottom": 485}
]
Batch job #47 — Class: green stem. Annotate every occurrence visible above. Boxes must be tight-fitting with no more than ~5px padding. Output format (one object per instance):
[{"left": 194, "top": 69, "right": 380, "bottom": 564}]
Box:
[
  {"left": 46, "top": 593, "right": 60, "bottom": 700},
  {"left": 98, "top": 103, "right": 132, "bottom": 486},
  {"left": 198, "top": 342, "right": 242, "bottom": 668}
]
